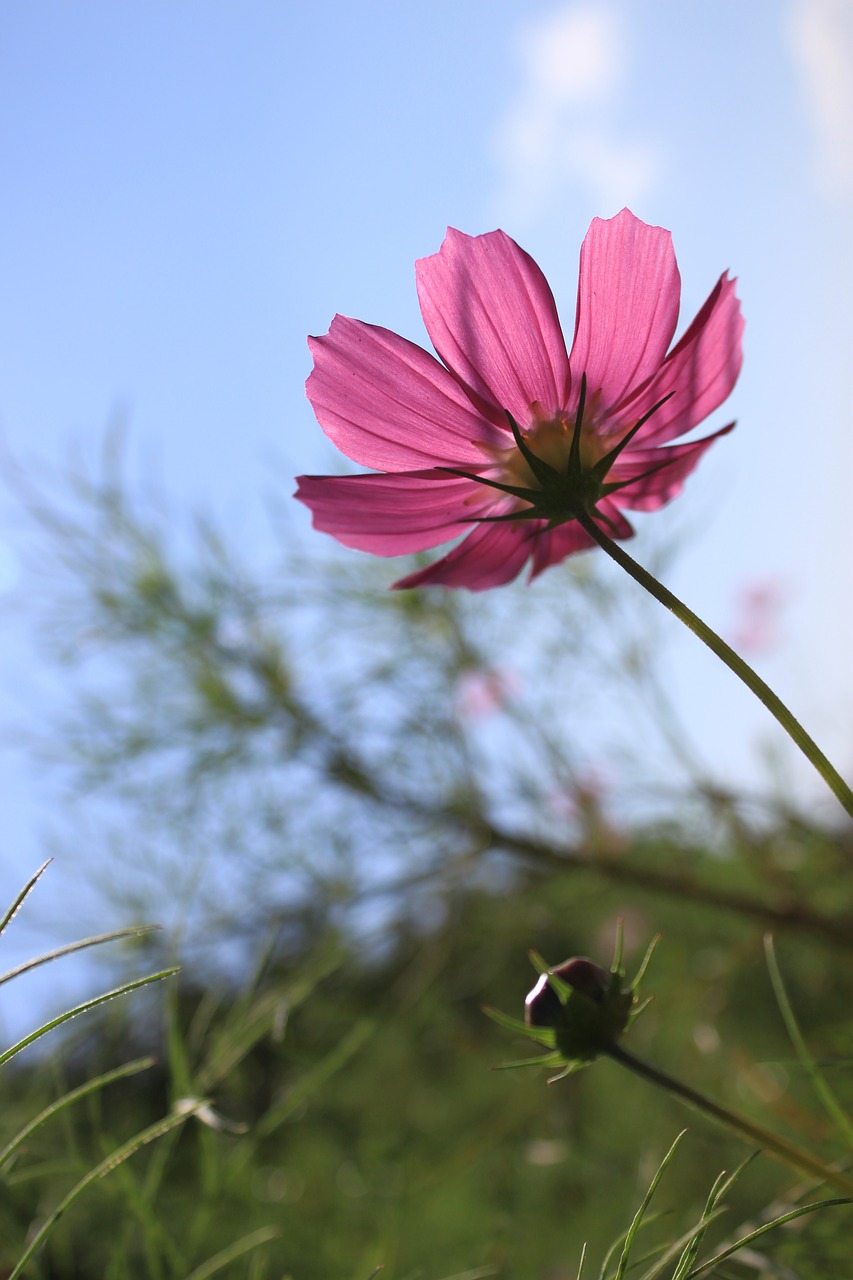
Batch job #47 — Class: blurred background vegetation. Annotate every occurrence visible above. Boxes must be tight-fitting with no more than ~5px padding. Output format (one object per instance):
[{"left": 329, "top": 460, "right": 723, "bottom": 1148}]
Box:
[{"left": 1, "top": 445, "right": 852, "bottom": 1278}]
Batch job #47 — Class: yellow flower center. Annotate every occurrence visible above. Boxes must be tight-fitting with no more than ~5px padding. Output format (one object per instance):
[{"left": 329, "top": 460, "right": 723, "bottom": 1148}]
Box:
[{"left": 497, "top": 406, "right": 609, "bottom": 494}]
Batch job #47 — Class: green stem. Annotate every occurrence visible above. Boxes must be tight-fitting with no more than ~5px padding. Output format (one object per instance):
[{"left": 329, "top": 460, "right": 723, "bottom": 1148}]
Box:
[
  {"left": 576, "top": 512, "right": 853, "bottom": 822},
  {"left": 606, "top": 1042, "right": 853, "bottom": 1196}
]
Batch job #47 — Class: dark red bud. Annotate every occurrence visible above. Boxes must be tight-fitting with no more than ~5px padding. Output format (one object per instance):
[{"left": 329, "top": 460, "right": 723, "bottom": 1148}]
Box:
[
  {"left": 525, "top": 957, "right": 610, "bottom": 1027},
  {"left": 524, "top": 956, "right": 630, "bottom": 1062}
]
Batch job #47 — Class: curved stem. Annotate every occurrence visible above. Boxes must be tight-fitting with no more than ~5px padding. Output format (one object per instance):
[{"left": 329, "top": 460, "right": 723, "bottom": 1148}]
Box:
[
  {"left": 575, "top": 512, "right": 853, "bottom": 822},
  {"left": 606, "top": 1042, "right": 853, "bottom": 1196}
]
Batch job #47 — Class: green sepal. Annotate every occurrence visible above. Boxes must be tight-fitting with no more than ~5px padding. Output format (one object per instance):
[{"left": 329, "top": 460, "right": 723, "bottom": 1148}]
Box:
[
  {"left": 482, "top": 1004, "right": 556, "bottom": 1048},
  {"left": 490, "top": 1051, "right": 566, "bottom": 1072},
  {"left": 546, "top": 1059, "right": 591, "bottom": 1084}
]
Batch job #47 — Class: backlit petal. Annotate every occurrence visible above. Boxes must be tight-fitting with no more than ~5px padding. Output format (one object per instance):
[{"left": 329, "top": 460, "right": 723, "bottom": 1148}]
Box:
[
  {"left": 416, "top": 228, "right": 572, "bottom": 424},
  {"left": 306, "top": 315, "right": 504, "bottom": 471},
  {"left": 295, "top": 470, "right": 494, "bottom": 554},
  {"left": 393, "top": 519, "right": 536, "bottom": 590},
  {"left": 528, "top": 521, "right": 596, "bottom": 577},
  {"left": 569, "top": 209, "right": 681, "bottom": 414},
  {"left": 607, "top": 424, "right": 734, "bottom": 512},
  {"left": 607, "top": 273, "right": 744, "bottom": 447}
]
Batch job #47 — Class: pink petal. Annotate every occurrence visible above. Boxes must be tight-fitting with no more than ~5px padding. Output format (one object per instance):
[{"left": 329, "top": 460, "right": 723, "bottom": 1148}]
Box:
[
  {"left": 416, "top": 228, "right": 572, "bottom": 424},
  {"left": 569, "top": 209, "right": 681, "bottom": 414},
  {"left": 528, "top": 521, "right": 596, "bottom": 577},
  {"left": 306, "top": 315, "right": 505, "bottom": 471},
  {"left": 392, "top": 519, "right": 536, "bottom": 590},
  {"left": 529, "top": 503, "right": 634, "bottom": 578},
  {"left": 607, "top": 424, "right": 734, "bottom": 512},
  {"left": 609, "top": 273, "right": 744, "bottom": 447},
  {"left": 294, "top": 470, "right": 494, "bottom": 554}
]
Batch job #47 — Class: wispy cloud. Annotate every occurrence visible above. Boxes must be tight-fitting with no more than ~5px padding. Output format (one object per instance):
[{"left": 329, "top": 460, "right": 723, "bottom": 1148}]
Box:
[
  {"left": 787, "top": 0, "right": 853, "bottom": 197},
  {"left": 490, "top": 2, "right": 660, "bottom": 226}
]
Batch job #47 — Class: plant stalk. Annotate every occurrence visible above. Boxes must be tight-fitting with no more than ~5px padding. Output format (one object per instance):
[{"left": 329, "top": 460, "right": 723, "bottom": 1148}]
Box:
[
  {"left": 607, "top": 1042, "right": 853, "bottom": 1197},
  {"left": 576, "top": 513, "right": 853, "bottom": 822}
]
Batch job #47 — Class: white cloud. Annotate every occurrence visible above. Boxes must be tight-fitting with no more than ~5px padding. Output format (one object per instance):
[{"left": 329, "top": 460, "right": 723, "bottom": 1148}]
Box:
[
  {"left": 787, "top": 0, "right": 853, "bottom": 197},
  {"left": 520, "top": 5, "right": 617, "bottom": 104},
  {"left": 490, "top": 2, "right": 660, "bottom": 226}
]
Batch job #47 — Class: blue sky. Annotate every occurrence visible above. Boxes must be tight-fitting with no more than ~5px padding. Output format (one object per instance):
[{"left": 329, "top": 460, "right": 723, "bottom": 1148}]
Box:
[{"left": 0, "top": 1, "right": 851, "bottom": 1024}]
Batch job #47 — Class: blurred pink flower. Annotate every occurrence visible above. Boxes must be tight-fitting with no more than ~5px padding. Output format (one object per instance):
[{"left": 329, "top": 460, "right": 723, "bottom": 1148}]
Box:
[
  {"left": 730, "top": 579, "right": 788, "bottom": 654},
  {"left": 547, "top": 766, "right": 611, "bottom": 823},
  {"left": 548, "top": 766, "right": 627, "bottom": 856},
  {"left": 296, "top": 209, "right": 743, "bottom": 590},
  {"left": 455, "top": 667, "right": 518, "bottom": 721}
]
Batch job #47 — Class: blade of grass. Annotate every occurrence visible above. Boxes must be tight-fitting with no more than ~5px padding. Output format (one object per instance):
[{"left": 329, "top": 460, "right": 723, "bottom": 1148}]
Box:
[
  {"left": 0, "top": 1057, "right": 155, "bottom": 1168},
  {"left": 98, "top": 1109, "right": 190, "bottom": 1279},
  {"left": 0, "top": 925, "right": 161, "bottom": 988},
  {"left": 686, "top": 1197, "right": 852, "bottom": 1277},
  {"left": 671, "top": 1156, "right": 755, "bottom": 1280},
  {"left": 0, "top": 967, "right": 179, "bottom": 1069},
  {"left": 635, "top": 1209, "right": 728, "bottom": 1280},
  {"left": 196, "top": 989, "right": 293, "bottom": 1093},
  {"left": 197, "top": 944, "right": 344, "bottom": 1094},
  {"left": 598, "top": 1214, "right": 670, "bottom": 1280},
  {"left": 764, "top": 934, "right": 853, "bottom": 1149},
  {"left": 0, "top": 862, "right": 51, "bottom": 937},
  {"left": 225, "top": 1017, "right": 376, "bottom": 1192},
  {"left": 614, "top": 1131, "right": 687, "bottom": 1280},
  {"left": 8, "top": 1102, "right": 205, "bottom": 1280},
  {"left": 185, "top": 1227, "right": 283, "bottom": 1279},
  {"left": 256, "top": 1016, "right": 375, "bottom": 1140},
  {"left": 669, "top": 1173, "right": 728, "bottom": 1280}
]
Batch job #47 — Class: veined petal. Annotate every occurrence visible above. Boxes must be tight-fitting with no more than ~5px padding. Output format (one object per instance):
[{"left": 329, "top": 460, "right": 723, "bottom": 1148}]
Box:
[
  {"left": 609, "top": 273, "right": 744, "bottom": 447},
  {"left": 393, "top": 519, "right": 536, "bottom": 591},
  {"left": 569, "top": 209, "right": 681, "bottom": 414},
  {"left": 306, "top": 315, "right": 504, "bottom": 471},
  {"left": 294, "top": 470, "right": 495, "bottom": 554},
  {"left": 528, "top": 521, "right": 596, "bottom": 578},
  {"left": 607, "top": 424, "right": 734, "bottom": 512},
  {"left": 416, "top": 228, "right": 572, "bottom": 423},
  {"left": 529, "top": 502, "right": 634, "bottom": 578}
]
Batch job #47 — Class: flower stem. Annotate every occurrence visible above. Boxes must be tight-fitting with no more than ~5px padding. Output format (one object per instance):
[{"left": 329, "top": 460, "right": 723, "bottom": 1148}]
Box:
[
  {"left": 606, "top": 1042, "right": 853, "bottom": 1196},
  {"left": 575, "top": 513, "right": 853, "bottom": 821}
]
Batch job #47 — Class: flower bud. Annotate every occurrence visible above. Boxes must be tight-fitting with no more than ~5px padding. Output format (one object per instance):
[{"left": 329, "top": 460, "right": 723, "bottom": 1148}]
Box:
[{"left": 524, "top": 956, "right": 632, "bottom": 1063}]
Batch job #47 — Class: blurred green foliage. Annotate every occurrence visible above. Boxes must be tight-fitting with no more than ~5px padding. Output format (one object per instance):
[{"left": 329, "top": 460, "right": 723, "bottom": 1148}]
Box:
[
  {"left": 2, "top": 861, "right": 853, "bottom": 1277},
  {"left": 1, "top": 444, "right": 853, "bottom": 1276}
]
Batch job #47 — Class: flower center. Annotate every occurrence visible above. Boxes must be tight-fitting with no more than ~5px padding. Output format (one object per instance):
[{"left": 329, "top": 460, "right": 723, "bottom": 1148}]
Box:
[
  {"left": 439, "top": 376, "right": 674, "bottom": 533},
  {"left": 499, "top": 408, "right": 609, "bottom": 493}
]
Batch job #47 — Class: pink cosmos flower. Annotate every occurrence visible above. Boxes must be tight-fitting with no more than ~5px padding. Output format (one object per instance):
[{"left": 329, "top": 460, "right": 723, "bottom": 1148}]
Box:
[{"left": 296, "top": 209, "right": 743, "bottom": 590}]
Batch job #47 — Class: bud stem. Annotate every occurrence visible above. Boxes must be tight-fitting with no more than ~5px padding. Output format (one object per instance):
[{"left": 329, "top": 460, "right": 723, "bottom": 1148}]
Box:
[
  {"left": 575, "top": 512, "right": 853, "bottom": 822},
  {"left": 606, "top": 1042, "right": 853, "bottom": 1196}
]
